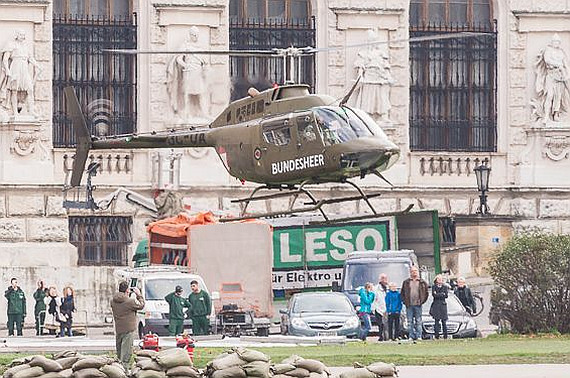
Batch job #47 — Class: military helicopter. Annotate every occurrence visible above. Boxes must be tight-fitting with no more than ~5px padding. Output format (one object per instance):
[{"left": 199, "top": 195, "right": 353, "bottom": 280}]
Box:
[{"left": 65, "top": 32, "right": 486, "bottom": 222}]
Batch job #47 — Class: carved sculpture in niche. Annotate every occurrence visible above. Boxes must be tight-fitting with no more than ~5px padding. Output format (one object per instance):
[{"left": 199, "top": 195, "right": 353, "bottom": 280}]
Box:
[
  {"left": 166, "top": 26, "right": 210, "bottom": 124},
  {"left": 153, "top": 190, "right": 183, "bottom": 220},
  {"left": 0, "top": 30, "right": 40, "bottom": 121},
  {"left": 543, "top": 135, "right": 570, "bottom": 161},
  {"left": 531, "top": 34, "right": 570, "bottom": 125},
  {"left": 350, "top": 29, "right": 395, "bottom": 123}
]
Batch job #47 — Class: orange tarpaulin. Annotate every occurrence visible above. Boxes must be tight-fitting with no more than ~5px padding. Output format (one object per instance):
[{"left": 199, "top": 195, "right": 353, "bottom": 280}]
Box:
[{"left": 147, "top": 211, "right": 217, "bottom": 238}]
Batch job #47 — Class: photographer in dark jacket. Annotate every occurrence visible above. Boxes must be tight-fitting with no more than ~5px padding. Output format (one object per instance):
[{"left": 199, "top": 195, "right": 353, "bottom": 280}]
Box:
[
  {"left": 454, "top": 277, "right": 476, "bottom": 315},
  {"left": 5, "top": 278, "right": 26, "bottom": 336}
]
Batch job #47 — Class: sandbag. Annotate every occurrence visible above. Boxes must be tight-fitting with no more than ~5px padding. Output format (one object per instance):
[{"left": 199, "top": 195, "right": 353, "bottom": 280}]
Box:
[
  {"left": 283, "top": 367, "right": 310, "bottom": 378},
  {"left": 54, "top": 357, "right": 81, "bottom": 371},
  {"left": 58, "top": 370, "right": 73, "bottom": 378},
  {"left": 9, "top": 357, "right": 35, "bottom": 368},
  {"left": 29, "top": 356, "right": 63, "bottom": 373},
  {"left": 71, "top": 368, "right": 107, "bottom": 378},
  {"left": 242, "top": 361, "right": 271, "bottom": 378},
  {"left": 338, "top": 368, "right": 376, "bottom": 378},
  {"left": 38, "top": 373, "right": 64, "bottom": 378},
  {"left": 52, "top": 352, "right": 78, "bottom": 360},
  {"left": 165, "top": 366, "right": 200, "bottom": 378},
  {"left": 155, "top": 348, "right": 192, "bottom": 369},
  {"left": 234, "top": 348, "right": 270, "bottom": 363},
  {"left": 308, "top": 373, "right": 327, "bottom": 378},
  {"left": 210, "top": 353, "right": 246, "bottom": 371},
  {"left": 71, "top": 357, "right": 111, "bottom": 371},
  {"left": 136, "top": 350, "right": 159, "bottom": 358},
  {"left": 366, "top": 363, "right": 397, "bottom": 377},
  {"left": 272, "top": 364, "right": 296, "bottom": 375},
  {"left": 12, "top": 366, "right": 45, "bottom": 378},
  {"left": 4, "top": 364, "right": 33, "bottom": 378},
  {"left": 100, "top": 364, "right": 128, "bottom": 378},
  {"left": 210, "top": 366, "right": 246, "bottom": 378},
  {"left": 135, "top": 370, "right": 166, "bottom": 378},
  {"left": 295, "top": 359, "right": 327, "bottom": 374},
  {"left": 137, "top": 358, "right": 164, "bottom": 371}
]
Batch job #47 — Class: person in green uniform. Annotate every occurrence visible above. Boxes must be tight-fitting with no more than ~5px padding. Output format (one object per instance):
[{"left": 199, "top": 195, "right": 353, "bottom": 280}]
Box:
[
  {"left": 188, "top": 280, "right": 211, "bottom": 336},
  {"left": 165, "top": 285, "right": 190, "bottom": 336},
  {"left": 5, "top": 278, "right": 26, "bottom": 336},
  {"left": 33, "top": 280, "right": 46, "bottom": 336}
]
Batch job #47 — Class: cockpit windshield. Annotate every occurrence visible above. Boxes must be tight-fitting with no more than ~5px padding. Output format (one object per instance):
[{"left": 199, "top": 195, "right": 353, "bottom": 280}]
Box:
[{"left": 313, "top": 106, "right": 377, "bottom": 145}]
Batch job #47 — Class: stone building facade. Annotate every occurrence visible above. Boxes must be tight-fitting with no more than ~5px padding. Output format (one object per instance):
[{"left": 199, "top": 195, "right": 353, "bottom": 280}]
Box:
[{"left": 0, "top": 0, "right": 569, "bottom": 323}]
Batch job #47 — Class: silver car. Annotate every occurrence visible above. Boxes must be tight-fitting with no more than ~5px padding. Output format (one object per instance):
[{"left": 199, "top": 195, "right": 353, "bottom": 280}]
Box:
[{"left": 280, "top": 292, "right": 360, "bottom": 337}]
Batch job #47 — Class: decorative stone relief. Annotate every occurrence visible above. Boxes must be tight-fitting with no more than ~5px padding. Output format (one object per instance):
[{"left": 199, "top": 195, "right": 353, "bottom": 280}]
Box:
[
  {"left": 530, "top": 34, "right": 570, "bottom": 125},
  {"left": 10, "top": 123, "right": 49, "bottom": 159},
  {"left": 350, "top": 29, "right": 395, "bottom": 124},
  {"left": 166, "top": 26, "right": 211, "bottom": 124},
  {"left": 543, "top": 135, "right": 570, "bottom": 161},
  {"left": 0, "top": 30, "right": 41, "bottom": 122}
]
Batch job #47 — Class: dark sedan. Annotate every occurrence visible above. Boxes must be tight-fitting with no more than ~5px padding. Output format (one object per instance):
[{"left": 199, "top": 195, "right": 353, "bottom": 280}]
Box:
[
  {"left": 280, "top": 292, "right": 360, "bottom": 338},
  {"left": 420, "top": 292, "right": 479, "bottom": 339}
]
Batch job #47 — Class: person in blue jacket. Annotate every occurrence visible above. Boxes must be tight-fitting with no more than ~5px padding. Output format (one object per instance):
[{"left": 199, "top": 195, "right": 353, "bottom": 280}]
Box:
[
  {"left": 385, "top": 282, "right": 403, "bottom": 341},
  {"left": 358, "top": 282, "right": 375, "bottom": 341}
]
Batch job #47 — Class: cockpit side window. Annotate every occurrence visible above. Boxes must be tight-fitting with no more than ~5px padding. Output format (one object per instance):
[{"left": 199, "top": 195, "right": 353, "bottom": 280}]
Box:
[{"left": 262, "top": 121, "right": 291, "bottom": 146}]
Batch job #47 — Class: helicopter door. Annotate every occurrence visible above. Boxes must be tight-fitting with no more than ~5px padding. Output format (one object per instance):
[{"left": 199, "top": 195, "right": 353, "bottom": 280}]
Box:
[
  {"left": 295, "top": 112, "right": 323, "bottom": 153},
  {"left": 258, "top": 118, "right": 295, "bottom": 178}
]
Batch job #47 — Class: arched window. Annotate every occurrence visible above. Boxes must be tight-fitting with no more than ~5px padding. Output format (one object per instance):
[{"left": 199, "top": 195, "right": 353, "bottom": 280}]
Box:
[
  {"left": 52, "top": 0, "right": 136, "bottom": 147},
  {"left": 229, "top": 0, "right": 315, "bottom": 100},
  {"left": 409, "top": 0, "right": 497, "bottom": 152}
]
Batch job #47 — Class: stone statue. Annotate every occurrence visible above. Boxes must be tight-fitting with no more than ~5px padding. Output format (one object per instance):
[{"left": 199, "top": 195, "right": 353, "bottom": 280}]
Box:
[
  {"left": 351, "top": 29, "right": 395, "bottom": 122},
  {"left": 0, "top": 30, "right": 40, "bottom": 120},
  {"left": 532, "top": 34, "right": 570, "bottom": 124},
  {"left": 166, "top": 26, "right": 209, "bottom": 122},
  {"left": 154, "top": 190, "right": 183, "bottom": 219}
]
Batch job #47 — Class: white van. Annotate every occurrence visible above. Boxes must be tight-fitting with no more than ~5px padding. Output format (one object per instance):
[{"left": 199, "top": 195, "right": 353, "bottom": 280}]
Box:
[{"left": 114, "top": 266, "right": 216, "bottom": 338}]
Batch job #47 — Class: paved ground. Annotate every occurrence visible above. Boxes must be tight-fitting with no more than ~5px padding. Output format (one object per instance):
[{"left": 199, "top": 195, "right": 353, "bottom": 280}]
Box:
[{"left": 330, "top": 365, "right": 570, "bottom": 378}]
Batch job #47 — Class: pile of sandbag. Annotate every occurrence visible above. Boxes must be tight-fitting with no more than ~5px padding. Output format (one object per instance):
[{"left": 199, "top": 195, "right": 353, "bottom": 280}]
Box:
[
  {"left": 131, "top": 348, "right": 200, "bottom": 378},
  {"left": 337, "top": 362, "right": 397, "bottom": 378},
  {"left": 273, "top": 355, "right": 330, "bottom": 378},
  {"left": 203, "top": 347, "right": 271, "bottom": 378},
  {"left": 2, "top": 351, "right": 128, "bottom": 378}
]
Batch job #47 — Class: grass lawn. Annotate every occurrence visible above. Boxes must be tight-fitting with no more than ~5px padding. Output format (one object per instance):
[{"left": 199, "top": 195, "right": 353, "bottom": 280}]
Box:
[{"left": 2, "top": 334, "right": 570, "bottom": 372}]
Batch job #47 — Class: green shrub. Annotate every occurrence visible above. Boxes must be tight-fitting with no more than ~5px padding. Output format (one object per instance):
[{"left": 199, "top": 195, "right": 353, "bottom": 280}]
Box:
[{"left": 488, "top": 233, "right": 570, "bottom": 334}]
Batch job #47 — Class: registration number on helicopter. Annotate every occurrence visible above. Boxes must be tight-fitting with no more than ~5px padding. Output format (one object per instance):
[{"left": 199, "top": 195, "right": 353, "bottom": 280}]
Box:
[{"left": 271, "top": 154, "right": 324, "bottom": 175}]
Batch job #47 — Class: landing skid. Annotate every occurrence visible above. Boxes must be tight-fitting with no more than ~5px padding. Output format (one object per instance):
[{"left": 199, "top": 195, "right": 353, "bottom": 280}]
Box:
[{"left": 219, "top": 180, "right": 413, "bottom": 223}]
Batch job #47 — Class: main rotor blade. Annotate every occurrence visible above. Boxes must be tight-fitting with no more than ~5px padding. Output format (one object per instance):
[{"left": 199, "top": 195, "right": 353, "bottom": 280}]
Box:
[
  {"left": 103, "top": 48, "right": 296, "bottom": 57},
  {"left": 307, "top": 31, "right": 492, "bottom": 53}
]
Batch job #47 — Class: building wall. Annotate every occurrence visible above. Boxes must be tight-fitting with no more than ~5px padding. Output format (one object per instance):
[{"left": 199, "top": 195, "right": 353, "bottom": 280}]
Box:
[{"left": 0, "top": 0, "right": 570, "bottom": 323}]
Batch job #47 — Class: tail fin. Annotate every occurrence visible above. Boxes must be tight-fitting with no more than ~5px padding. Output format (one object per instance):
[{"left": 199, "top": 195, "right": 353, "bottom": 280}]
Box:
[{"left": 64, "top": 87, "right": 92, "bottom": 187}]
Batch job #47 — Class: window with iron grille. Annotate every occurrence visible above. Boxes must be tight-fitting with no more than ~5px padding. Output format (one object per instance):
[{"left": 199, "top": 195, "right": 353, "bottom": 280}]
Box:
[
  {"left": 69, "top": 216, "right": 133, "bottom": 266},
  {"left": 229, "top": 0, "right": 315, "bottom": 100},
  {"left": 409, "top": 0, "right": 497, "bottom": 152},
  {"left": 439, "top": 216, "right": 456, "bottom": 246},
  {"left": 53, "top": 0, "right": 136, "bottom": 147}
]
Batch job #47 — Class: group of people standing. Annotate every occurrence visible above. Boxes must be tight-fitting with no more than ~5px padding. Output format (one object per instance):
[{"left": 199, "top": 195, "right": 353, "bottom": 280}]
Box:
[
  {"left": 358, "top": 267, "right": 477, "bottom": 342},
  {"left": 4, "top": 278, "right": 76, "bottom": 337},
  {"left": 165, "top": 281, "right": 211, "bottom": 336}
]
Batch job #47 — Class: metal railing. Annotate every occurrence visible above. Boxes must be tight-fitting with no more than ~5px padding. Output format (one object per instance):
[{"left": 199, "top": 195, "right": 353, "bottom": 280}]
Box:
[
  {"left": 410, "top": 22, "right": 497, "bottom": 152},
  {"left": 53, "top": 14, "right": 137, "bottom": 147},
  {"left": 229, "top": 17, "right": 316, "bottom": 100}
]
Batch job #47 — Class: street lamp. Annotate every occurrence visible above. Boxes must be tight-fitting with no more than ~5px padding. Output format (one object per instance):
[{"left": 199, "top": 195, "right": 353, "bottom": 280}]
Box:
[{"left": 474, "top": 163, "right": 491, "bottom": 215}]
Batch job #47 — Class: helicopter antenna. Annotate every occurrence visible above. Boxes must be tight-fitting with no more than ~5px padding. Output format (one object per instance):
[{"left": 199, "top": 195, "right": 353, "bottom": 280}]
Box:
[
  {"left": 339, "top": 73, "right": 362, "bottom": 107},
  {"left": 374, "top": 171, "right": 394, "bottom": 187}
]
